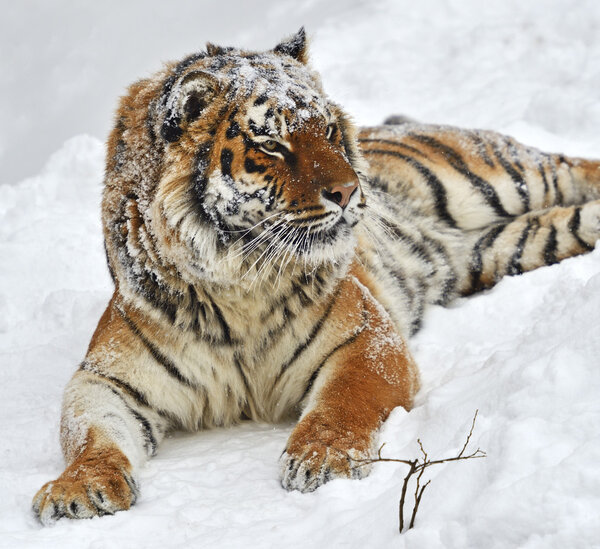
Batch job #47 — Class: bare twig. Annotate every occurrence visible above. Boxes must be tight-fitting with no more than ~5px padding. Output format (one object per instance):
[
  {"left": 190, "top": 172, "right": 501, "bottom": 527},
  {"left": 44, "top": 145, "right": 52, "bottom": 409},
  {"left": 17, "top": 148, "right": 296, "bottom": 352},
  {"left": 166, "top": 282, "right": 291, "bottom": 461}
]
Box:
[
  {"left": 410, "top": 467, "right": 430, "bottom": 530},
  {"left": 398, "top": 460, "right": 417, "bottom": 532},
  {"left": 352, "top": 410, "right": 486, "bottom": 533},
  {"left": 458, "top": 409, "right": 479, "bottom": 458}
]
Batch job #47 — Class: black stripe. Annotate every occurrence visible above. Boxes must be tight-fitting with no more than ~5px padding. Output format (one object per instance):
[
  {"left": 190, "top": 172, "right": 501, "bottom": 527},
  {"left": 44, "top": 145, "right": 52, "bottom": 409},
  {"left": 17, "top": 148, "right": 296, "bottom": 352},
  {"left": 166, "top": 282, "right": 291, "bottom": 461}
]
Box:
[
  {"left": 409, "top": 279, "right": 426, "bottom": 335},
  {"left": 469, "top": 224, "right": 507, "bottom": 291},
  {"left": 233, "top": 353, "right": 251, "bottom": 409},
  {"left": 264, "top": 182, "right": 278, "bottom": 212},
  {"left": 118, "top": 309, "right": 199, "bottom": 388},
  {"left": 253, "top": 93, "right": 269, "bottom": 106},
  {"left": 409, "top": 133, "right": 512, "bottom": 219},
  {"left": 379, "top": 217, "right": 434, "bottom": 266},
  {"left": 228, "top": 107, "right": 239, "bottom": 121},
  {"left": 226, "top": 121, "right": 240, "bottom": 139},
  {"left": 111, "top": 196, "right": 179, "bottom": 324},
  {"left": 220, "top": 148, "right": 233, "bottom": 177},
  {"left": 146, "top": 105, "right": 158, "bottom": 144},
  {"left": 568, "top": 207, "right": 594, "bottom": 251},
  {"left": 255, "top": 320, "right": 293, "bottom": 357},
  {"left": 299, "top": 331, "right": 361, "bottom": 404},
  {"left": 421, "top": 233, "right": 457, "bottom": 304},
  {"left": 361, "top": 149, "right": 457, "bottom": 227},
  {"left": 287, "top": 205, "right": 323, "bottom": 214},
  {"left": 507, "top": 221, "right": 533, "bottom": 275},
  {"left": 234, "top": 356, "right": 250, "bottom": 391},
  {"left": 208, "top": 299, "right": 233, "bottom": 345},
  {"left": 274, "top": 291, "right": 339, "bottom": 386},
  {"left": 79, "top": 361, "right": 157, "bottom": 412},
  {"left": 84, "top": 378, "right": 158, "bottom": 456},
  {"left": 293, "top": 282, "right": 313, "bottom": 307},
  {"left": 367, "top": 176, "right": 389, "bottom": 193},
  {"left": 548, "top": 157, "right": 563, "bottom": 204},
  {"left": 491, "top": 144, "right": 530, "bottom": 211},
  {"left": 358, "top": 138, "right": 429, "bottom": 159},
  {"left": 287, "top": 89, "right": 309, "bottom": 109},
  {"left": 104, "top": 241, "right": 115, "bottom": 283},
  {"left": 543, "top": 225, "right": 558, "bottom": 265},
  {"left": 288, "top": 211, "right": 333, "bottom": 225},
  {"left": 187, "top": 284, "right": 207, "bottom": 332},
  {"left": 244, "top": 157, "right": 267, "bottom": 174},
  {"left": 536, "top": 161, "right": 550, "bottom": 199},
  {"left": 380, "top": 249, "right": 415, "bottom": 310},
  {"left": 276, "top": 180, "right": 285, "bottom": 200},
  {"left": 504, "top": 138, "right": 526, "bottom": 173},
  {"left": 469, "top": 132, "right": 495, "bottom": 167},
  {"left": 248, "top": 119, "right": 270, "bottom": 137},
  {"left": 192, "top": 142, "right": 214, "bottom": 224}
]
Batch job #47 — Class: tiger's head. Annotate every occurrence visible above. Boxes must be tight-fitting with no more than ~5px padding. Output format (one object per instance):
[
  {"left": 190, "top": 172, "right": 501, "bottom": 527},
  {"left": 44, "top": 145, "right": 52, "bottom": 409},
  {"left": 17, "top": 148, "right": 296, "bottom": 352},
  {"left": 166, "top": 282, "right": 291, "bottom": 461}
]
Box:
[{"left": 105, "top": 29, "right": 366, "bottom": 292}]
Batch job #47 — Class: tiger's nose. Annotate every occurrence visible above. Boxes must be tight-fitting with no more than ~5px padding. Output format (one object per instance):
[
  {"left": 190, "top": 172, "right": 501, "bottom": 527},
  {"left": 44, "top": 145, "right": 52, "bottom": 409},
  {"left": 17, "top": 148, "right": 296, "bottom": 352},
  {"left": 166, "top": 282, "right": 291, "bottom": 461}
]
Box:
[{"left": 322, "top": 181, "right": 359, "bottom": 209}]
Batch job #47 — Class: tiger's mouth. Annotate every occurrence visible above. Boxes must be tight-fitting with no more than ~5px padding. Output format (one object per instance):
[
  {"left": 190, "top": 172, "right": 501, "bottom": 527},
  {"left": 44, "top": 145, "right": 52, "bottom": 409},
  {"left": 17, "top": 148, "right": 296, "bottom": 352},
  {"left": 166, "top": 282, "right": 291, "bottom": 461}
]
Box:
[
  {"left": 248, "top": 212, "right": 355, "bottom": 260},
  {"left": 291, "top": 217, "right": 350, "bottom": 252}
]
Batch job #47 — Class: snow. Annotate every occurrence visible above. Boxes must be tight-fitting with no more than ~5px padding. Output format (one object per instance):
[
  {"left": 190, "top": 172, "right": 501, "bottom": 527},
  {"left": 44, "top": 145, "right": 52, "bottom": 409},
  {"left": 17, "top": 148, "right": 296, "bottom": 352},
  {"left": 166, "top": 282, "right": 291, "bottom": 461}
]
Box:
[{"left": 2, "top": 1, "right": 600, "bottom": 548}]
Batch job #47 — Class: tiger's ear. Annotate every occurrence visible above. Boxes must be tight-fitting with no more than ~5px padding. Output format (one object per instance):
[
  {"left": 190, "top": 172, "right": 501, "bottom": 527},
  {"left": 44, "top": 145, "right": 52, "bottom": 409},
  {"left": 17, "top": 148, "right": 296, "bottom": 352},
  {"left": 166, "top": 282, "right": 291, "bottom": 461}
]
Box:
[
  {"left": 206, "top": 43, "right": 237, "bottom": 56},
  {"left": 273, "top": 27, "right": 308, "bottom": 64},
  {"left": 160, "top": 70, "right": 221, "bottom": 143}
]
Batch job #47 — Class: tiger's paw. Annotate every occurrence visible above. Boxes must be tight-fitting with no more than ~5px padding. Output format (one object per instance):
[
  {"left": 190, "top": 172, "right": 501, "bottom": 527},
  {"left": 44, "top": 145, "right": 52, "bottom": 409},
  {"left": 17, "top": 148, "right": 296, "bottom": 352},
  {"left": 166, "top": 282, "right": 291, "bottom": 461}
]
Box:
[
  {"left": 280, "top": 443, "right": 372, "bottom": 493},
  {"left": 32, "top": 460, "right": 139, "bottom": 525}
]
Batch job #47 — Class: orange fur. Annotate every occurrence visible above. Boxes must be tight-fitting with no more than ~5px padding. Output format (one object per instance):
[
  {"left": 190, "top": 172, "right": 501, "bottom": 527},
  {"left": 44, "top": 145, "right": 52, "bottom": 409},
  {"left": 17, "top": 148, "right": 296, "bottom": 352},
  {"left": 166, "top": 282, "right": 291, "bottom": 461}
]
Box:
[{"left": 32, "top": 428, "right": 136, "bottom": 521}]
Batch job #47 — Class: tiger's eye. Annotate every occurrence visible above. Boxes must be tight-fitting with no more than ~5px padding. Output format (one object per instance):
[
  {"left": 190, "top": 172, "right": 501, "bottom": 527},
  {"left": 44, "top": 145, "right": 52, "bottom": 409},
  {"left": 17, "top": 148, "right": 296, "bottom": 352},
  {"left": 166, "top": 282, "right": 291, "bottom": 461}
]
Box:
[{"left": 262, "top": 140, "right": 278, "bottom": 152}]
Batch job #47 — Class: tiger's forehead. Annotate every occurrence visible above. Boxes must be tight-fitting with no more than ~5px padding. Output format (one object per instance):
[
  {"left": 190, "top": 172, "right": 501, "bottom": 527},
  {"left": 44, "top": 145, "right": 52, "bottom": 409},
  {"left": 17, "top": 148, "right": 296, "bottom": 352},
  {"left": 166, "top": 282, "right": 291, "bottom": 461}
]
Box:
[{"left": 193, "top": 50, "right": 331, "bottom": 132}]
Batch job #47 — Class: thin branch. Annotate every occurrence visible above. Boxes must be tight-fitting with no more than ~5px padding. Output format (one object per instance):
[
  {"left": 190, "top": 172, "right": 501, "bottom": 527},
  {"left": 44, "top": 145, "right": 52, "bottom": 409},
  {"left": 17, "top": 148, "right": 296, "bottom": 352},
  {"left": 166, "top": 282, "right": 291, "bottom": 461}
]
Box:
[
  {"left": 350, "top": 410, "right": 486, "bottom": 533},
  {"left": 398, "top": 461, "right": 417, "bottom": 532},
  {"left": 410, "top": 471, "right": 431, "bottom": 530},
  {"left": 458, "top": 409, "right": 479, "bottom": 458}
]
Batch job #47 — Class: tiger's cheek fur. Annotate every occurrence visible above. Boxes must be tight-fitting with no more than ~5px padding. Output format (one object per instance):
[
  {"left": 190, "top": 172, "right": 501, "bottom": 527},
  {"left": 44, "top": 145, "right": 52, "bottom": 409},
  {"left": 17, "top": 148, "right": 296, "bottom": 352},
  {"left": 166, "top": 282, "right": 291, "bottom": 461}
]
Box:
[{"left": 204, "top": 133, "right": 278, "bottom": 227}]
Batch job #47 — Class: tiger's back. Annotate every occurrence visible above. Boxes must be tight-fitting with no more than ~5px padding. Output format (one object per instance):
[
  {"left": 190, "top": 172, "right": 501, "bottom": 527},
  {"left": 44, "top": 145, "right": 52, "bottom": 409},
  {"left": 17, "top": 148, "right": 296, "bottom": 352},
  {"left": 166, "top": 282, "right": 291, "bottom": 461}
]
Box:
[{"left": 356, "top": 122, "right": 600, "bottom": 333}]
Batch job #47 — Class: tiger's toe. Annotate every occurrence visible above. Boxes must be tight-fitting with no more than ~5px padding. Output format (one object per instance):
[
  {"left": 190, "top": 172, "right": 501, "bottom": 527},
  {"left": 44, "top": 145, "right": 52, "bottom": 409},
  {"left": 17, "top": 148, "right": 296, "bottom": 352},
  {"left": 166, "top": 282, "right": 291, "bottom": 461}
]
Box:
[
  {"left": 32, "top": 467, "right": 139, "bottom": 525},
  {"left": 279, "top": 444, "right": 372, "bottom": 493}
]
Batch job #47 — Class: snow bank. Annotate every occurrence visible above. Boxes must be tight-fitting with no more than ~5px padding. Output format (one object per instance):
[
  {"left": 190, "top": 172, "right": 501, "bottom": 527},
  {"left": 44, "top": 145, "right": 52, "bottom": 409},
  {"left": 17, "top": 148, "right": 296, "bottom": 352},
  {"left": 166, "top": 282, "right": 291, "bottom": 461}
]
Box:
[{"left": 1, "top": 1, "right": 600, "bottom": 548}]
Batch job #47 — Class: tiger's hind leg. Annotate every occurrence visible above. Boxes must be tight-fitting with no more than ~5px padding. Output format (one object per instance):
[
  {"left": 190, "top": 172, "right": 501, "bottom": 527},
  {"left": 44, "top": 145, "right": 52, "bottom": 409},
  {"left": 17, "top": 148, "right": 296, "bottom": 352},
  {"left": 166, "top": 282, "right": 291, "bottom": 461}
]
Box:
[{"left": 460, "top": 200, "right": 600, "bottom": 295}]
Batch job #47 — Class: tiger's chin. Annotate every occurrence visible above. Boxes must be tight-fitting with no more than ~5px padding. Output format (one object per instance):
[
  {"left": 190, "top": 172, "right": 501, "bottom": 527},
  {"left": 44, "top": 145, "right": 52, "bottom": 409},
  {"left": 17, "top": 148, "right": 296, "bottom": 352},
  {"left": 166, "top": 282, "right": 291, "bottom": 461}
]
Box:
[
  {"left": 259, "top": 224, "right": 358, "bottom": 285},
  {"left": 294, "top": 218, "right": 357, "bottom": 263},
  {"left": 222, "top": 219, "right": 358, "bottom": 291}
]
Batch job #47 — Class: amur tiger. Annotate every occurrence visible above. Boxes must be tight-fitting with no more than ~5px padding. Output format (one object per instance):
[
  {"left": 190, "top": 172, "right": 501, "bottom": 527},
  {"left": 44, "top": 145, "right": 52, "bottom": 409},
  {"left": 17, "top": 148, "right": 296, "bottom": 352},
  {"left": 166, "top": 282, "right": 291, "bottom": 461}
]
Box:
[{"left": 33, "top": 28, "right": 600, "bottom": 524}]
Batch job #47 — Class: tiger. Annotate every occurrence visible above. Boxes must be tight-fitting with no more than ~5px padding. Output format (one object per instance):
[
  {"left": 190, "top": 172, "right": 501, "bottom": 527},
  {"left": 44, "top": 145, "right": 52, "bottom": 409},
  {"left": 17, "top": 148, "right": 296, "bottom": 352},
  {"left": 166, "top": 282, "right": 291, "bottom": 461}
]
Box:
[{"left": 32, "top": 28, "right": 600, "bottom": 524}]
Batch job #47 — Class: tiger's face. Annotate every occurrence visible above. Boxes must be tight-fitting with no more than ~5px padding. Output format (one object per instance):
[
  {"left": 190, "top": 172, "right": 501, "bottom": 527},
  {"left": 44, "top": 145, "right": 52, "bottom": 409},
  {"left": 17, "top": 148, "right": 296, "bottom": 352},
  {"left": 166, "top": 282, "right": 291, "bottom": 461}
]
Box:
[{"left": 150, "top": 29, "right": 366, "bottom": 285}]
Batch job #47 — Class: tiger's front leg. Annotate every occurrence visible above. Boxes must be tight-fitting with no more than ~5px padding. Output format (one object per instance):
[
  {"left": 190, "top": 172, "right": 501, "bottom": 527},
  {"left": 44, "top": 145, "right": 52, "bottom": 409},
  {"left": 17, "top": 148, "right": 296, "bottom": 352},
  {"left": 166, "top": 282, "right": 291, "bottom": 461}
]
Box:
[
  {"left": 280, "top": 273, "right": 419, "bottom": 492},
  {"left": 32, "top": 297, "right": 172, "bottom": 524}
]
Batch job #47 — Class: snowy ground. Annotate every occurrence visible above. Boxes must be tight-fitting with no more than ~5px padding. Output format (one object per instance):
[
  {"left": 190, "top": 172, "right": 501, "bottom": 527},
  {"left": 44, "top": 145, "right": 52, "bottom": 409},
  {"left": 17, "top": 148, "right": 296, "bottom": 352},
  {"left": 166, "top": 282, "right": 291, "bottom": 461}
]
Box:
[{"left": 2, "top": 1, "right": 600, "bottom": 548}]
